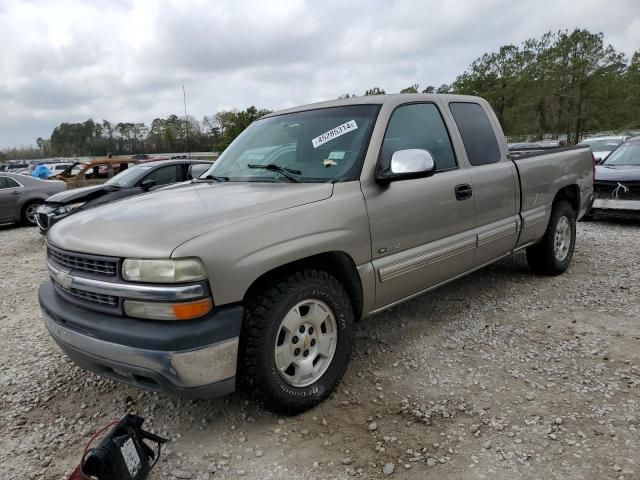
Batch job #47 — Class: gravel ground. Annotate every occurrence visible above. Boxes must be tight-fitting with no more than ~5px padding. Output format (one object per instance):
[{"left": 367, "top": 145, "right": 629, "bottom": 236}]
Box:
[{"left": 1, "top": 218, "right": 639, "bottom": 480}]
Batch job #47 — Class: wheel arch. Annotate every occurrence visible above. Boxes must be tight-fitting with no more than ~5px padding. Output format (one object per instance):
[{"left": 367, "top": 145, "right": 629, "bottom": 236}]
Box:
[
  {"left": 243, "top": 251, "right": 364, "bottom": 321},
  {"left": 553, "top": 184, "right": 580, "bottom": 214}
]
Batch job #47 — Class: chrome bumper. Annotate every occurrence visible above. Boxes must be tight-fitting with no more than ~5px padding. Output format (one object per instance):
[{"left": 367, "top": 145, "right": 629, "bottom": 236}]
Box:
[
  {"left": 593, "top": 199, "right": 640, "bottom": 211},
  {"left": 43, "top": 310, "right": 238, "bottom": 392}
]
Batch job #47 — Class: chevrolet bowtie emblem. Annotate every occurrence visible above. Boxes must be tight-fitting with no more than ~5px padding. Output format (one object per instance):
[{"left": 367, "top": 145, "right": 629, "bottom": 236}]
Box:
[{"left": 56, "top": 269, "right": 73, "bottom": 289}]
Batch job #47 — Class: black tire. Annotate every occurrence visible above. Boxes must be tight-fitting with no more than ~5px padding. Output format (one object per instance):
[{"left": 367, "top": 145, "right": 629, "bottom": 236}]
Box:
[
  {"left": 21, "top": 200, "right": 43, "bottom": 227},
  {"left": 238, "top": 269, "right": 354, "bottom": 414},
  {"left": 526, "top": 200, "right": 576, "bottom": 275}
]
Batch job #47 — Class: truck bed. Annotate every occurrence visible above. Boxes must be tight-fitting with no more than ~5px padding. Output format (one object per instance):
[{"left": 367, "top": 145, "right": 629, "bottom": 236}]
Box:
[{"left": 511, "top": 145, "right": 593, "bottom": 247}]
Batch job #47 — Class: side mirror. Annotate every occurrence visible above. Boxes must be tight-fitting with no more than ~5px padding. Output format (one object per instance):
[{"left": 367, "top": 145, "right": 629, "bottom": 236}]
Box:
[
  {"left": 141, "top": 179, "right": 156, "bottom": 191},
  {"left": 376, "top": 149, "right": 436, "bottom": 184}
]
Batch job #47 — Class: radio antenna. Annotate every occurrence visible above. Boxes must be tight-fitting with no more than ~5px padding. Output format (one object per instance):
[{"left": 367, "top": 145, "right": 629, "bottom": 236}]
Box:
[{"left": 183, "top": 85, "right": 189, "bottom": 158}]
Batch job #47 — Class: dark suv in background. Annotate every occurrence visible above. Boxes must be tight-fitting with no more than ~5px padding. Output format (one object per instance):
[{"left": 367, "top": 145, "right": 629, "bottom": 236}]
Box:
[{"left": 36, "top": 159, "right": 212, "bottom": 233}]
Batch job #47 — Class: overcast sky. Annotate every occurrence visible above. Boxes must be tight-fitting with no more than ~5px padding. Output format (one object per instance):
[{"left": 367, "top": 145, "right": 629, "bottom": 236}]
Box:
[{"left": 0, "top": 0, "right": 638, "bottom": 149}]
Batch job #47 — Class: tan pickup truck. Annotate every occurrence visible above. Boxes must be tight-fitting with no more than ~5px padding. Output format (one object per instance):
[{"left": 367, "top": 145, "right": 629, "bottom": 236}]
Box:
[{"left": 39, "top": 94, "right": 595, "bottom": 414}]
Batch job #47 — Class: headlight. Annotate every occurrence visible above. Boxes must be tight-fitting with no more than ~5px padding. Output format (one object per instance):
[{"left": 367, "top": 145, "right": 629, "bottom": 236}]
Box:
[
  {"left": 122, "top": 258, "right": 207, "bottom": 283},
  {"left": 55, "top": 202, "right": 86, "bottom": 214}
]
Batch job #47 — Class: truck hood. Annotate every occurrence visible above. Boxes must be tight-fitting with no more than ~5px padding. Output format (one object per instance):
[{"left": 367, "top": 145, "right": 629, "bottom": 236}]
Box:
[
  {"left": 45, "top": 184, "right": 116, "bottom": 205},
  {"left": 48, "top": 182, "right": 334, "bottom": 257},
  {"left": 595, "top": 164, "right": 640, "bottom": 182}
]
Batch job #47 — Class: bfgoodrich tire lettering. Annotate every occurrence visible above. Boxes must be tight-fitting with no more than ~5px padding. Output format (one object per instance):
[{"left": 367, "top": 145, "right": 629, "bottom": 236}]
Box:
[
  {"left": 238, "top": 270, "right": 354, "bottom": 414},
  {"left": 526, "top": 200, "right": 576, "bottom": 275}
]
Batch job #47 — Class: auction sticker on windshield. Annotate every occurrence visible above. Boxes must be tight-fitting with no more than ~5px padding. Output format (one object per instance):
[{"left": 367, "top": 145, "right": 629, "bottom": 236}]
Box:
[{"left": 312, "top": 120, "right": 358, "bottom": 148}]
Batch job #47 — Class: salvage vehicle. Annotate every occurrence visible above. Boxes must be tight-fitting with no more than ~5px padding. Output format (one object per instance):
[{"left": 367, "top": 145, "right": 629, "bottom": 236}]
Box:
[
  {"left": 578, "top": 135, "right": 628, "bottom": 162},
  {"left": 588, "top": 135, "right": 640, "bottom": 218},
  {"left": 39, "top": 94, "right": 594, "bottom": 414},
  {"left": 54, "top": 158, "right": 141, "bottom": 189},
  {"left": 36, "top": 159, "right": 213, "bottom": 233},
  {"left": 0, "top": 172, "right": 66, "bottom": 226}
]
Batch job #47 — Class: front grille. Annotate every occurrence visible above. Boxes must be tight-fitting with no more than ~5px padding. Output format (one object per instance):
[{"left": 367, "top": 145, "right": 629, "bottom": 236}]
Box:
[
  {"left": 53, "top": 279, "right": 118, "bottom": 306},
  {"left": 47, "top": 245, "right": 118, "bottom": 277},
  {"left": 594, "top": 181, "right": 640, "bottom": 201},
  {"left": 37, "top": 213, "right": 49, "bottom": 229}
]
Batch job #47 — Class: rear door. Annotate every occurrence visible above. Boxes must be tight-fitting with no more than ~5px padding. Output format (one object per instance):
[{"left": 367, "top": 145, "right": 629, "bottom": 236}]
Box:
[
  {"left": 362, "top": 102, "right": 476, "bottom": 308},
  {"left": 447, "top": 101, "right": 520, "bottom": 267}
]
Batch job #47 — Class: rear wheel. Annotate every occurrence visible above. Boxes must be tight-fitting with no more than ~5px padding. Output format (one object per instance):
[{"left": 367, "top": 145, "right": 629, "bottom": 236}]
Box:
[
  {"left": 21, "top": 201, "right": 43, "bottom": 227},
  {"left": 526, "top": 200, "right": 576, "bottom": 275},
  {"left": 238, "top": 270, "right": 354, "bottom": 414}
]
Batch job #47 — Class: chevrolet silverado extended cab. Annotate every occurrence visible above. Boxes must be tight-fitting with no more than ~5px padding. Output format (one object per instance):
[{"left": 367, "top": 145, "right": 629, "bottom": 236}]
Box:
[{"left": 39, "top": 94, "right": 595, "bottom": 414}]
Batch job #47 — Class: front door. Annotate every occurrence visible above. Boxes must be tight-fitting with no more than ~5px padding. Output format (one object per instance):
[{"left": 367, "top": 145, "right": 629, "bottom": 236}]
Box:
[{"left": 362, "top": 102, "right": 476, "bottom": 309}]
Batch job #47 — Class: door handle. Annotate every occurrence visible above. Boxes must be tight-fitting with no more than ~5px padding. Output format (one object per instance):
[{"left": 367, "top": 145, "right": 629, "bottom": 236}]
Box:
[
  {"left": 455, "top": 184, "right": 473, "bottom": 200},
  {"left": 11, "top": 190, "right": 20, "bottom": 195}
]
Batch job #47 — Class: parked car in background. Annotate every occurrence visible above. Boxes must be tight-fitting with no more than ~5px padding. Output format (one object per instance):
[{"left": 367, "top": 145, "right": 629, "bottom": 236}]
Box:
[
  {"left": 578, "top": 135, "right": 628, "bottom": 162},
  {"left": 0, "top": 162, "right": 30, "bottom": 172},
  {"left": 0, "top": 173, "right": 66, "bottom": 226},
  {"left": 54, "top": 158, "right": 141, "bottom": 189},
  {"left": 37, "top": 159, "right": 213, "bottom": 233},
  {"left": 42, "top": 162, "right": 75, "bottom": 177},
  {"left": 39, "top": 94, "right": 593, "bottom": 413},
  {"left": 588, "top": 135, "right": 640, "bottom": 218}
]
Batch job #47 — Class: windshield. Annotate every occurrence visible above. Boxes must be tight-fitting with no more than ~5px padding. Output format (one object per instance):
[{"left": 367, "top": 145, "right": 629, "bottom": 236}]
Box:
[
  {"left": 580, "top": 139, "right": 623, "bottom": 152},
  {"left": 602, "top": 142, "right": 640, "bottom": 167},
  {"left": 106, "top": 165, "right": 152, "bottom": 187},
  {"left": 203, "top": 105, "right": 380, "bottom": 183}
]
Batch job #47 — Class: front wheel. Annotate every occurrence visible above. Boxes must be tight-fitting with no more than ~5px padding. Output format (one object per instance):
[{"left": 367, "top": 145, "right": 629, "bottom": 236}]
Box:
[
  {"left": 526, "top": 200, "right": 576, "bottom": 275},
  {"left": 238, "top": 270, "right": 354, "bottom": 414},
  {"left": 21, "top": 201, "right": 43, "bottom": 227}
]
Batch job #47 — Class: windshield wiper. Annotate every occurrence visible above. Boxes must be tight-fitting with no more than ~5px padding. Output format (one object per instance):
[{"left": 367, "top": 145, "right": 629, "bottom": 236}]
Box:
[
  {"left": 193, "top": 175, "right": 230, "bottom": 183},
  {"left": 247, "top": 164, "right": 302, "bottom": 183}
]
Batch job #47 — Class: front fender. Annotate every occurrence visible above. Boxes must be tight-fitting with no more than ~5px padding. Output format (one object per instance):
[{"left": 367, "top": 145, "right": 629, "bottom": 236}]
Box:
[{"left": 172, "top": 182, "right": 372, "bottom": 307}]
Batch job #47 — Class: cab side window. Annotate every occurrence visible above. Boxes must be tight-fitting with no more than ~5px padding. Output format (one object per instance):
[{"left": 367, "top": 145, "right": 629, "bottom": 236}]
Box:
[
  {"left": 380, "top": 103, "right": 457, "bottom": 172},
  {"left": 0, "top": 177, "right": 20, "bottom": 189},
  {"left": 189, "top": 163, "right": 210, "bottom": 179},
  {"left": 449, "top": 102, "right": 501, "bottom": 166},
  {"left": 144, "top": 165, "right": 179, "bottom": 187}
]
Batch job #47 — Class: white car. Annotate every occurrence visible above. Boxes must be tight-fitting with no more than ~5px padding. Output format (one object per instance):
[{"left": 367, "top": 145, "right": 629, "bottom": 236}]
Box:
[
  {"left": 42, "top": 163, "right": 75, "bottom": 176},
  {"left": 578, "top": 136, "right": 629, "bottom": 162}
]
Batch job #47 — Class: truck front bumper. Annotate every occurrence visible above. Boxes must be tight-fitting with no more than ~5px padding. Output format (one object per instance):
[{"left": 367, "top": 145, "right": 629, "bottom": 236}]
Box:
[{"left": 39, "top": 281, "right": 243, "bottom": 398}]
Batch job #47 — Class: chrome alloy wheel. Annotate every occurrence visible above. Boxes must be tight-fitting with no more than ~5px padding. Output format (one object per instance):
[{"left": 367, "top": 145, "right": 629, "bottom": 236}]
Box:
[
  {"left": 274, "top": 299, "right": 338, "bottom": 388},
  {"left": 25, "top": 203, "right": 40, "bottom": 225},
  {"left": 554, "top": 216, "right": 571, "bottom": 261}
]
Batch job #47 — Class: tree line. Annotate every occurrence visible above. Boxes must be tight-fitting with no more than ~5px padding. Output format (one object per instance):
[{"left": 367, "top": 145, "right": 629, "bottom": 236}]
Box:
[{"left": 2, "top": 28, "right": 638, "bottom": 161}]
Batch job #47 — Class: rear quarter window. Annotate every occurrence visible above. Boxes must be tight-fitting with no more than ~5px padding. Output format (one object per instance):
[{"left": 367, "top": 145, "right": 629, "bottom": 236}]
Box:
[{"left": 449, "top": 102, "right": 501, "bottom": 166}]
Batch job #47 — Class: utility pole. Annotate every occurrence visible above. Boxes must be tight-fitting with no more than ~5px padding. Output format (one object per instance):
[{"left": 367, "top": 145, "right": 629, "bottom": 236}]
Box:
[{"left": 183, "top": 85, "right": 189, "bottom": 158}]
